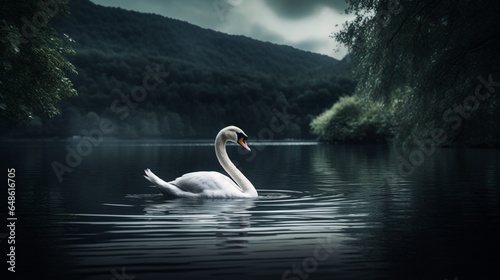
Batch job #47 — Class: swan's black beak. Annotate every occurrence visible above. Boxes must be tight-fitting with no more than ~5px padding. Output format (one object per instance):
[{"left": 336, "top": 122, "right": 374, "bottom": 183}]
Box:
[{"left": 237, "top": 133, "right": 251, "bottom": 151}]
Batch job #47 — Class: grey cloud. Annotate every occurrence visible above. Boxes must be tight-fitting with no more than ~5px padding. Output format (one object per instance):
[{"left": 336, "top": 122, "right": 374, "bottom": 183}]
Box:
[
  {"left": 264, "top": 0, "right": 348, "bottom": 19},
  {"left": 295, "top": 39, "right": 327, "bottom": 52},
  {"left": 91, "top": 0, "right": 223, "bottom": 28}
]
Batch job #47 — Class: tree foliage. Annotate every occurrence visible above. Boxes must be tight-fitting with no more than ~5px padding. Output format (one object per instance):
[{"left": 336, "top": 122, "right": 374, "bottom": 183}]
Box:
[
  {"left": 336, "top": 0, "right": 500, "bottom": 146},
  {"left": 310, "top": 95, "right": 393, "bottom": 143},
  {"left": 0, "top": 0, "right": 76, "bottom": 125}
]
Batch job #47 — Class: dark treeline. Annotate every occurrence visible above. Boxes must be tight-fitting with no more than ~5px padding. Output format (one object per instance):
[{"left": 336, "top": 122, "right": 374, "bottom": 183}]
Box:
[{"left": 6, "top": 0, "right": 354, "bottom": 139}]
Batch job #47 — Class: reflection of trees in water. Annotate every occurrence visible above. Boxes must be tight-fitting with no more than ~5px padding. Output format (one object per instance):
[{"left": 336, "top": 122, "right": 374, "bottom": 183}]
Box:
[
  {"left": 311, "top": 144, "right": 396, "bottom": 187},
  {"left": 1, "top": 143, "right": 72, "bottom": 277},
  {"left": 143, "top": 198, "right": 255, "bottom": 251},
  {"left": 311, "top": 144, "right": 500, "bottom": 274},
  {"left": 312, "top": 144, "right": 418, "bottom": 205},
  {"left": 311, "top": 145, "right": 500, "bottom": 216},
  {"left": 310, "top": 144, "right": 413, "bottom": 209},
  {"left": 232, "top": 144, "right": 310, "bottom": 190}
]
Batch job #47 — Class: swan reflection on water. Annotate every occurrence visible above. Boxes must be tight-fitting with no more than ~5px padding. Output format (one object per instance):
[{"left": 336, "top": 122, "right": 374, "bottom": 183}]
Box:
[{"left": 143, "top": 198, "right": 256, "bottom": 250}]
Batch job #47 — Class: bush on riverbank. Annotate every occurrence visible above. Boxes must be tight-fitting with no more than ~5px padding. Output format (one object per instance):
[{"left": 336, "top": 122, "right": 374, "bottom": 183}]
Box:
[{"left": 310, "top": 95, "right": 393, "bottom": 143}]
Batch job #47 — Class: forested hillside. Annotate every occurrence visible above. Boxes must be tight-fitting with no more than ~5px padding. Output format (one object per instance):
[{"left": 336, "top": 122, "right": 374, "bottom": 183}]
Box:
[{"left": 9, "top": 0, "right": 354, "bottom": 139}]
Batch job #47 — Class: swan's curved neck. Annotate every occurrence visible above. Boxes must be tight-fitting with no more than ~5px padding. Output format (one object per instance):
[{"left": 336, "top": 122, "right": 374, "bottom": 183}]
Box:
[{"left": 215, "top": 134, "right": 257, "bottom": 197}]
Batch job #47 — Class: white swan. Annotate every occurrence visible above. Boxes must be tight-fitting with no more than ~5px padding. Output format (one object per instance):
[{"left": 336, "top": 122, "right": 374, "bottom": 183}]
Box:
[{"left": 144, "top": 126, "right": 258, "bottom": 198}]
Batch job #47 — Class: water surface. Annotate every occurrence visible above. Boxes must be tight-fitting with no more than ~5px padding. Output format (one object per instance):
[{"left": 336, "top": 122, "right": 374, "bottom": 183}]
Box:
[{"left": 1, "top": 140, "right": 499, "bottom": 279}]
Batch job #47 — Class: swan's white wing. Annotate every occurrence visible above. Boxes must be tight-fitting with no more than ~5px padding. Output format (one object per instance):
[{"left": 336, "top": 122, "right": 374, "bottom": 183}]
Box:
[
  {"left": 144, "top": 169, "right": 247, "bottom": 198},
  {"left": 171, "top": 171, "right": 242, "bottom": 194}
]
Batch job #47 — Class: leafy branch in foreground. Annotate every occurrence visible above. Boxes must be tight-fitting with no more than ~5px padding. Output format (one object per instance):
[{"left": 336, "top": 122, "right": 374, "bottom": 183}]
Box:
[{"left": 0, "top": 0, "right": 76, "bottom": 126}]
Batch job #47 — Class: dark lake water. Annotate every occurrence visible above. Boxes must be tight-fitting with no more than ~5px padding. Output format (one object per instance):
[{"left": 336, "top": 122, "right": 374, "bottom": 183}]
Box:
[{"left": 1, "top": 140, "right": 499, "bottom": 280}]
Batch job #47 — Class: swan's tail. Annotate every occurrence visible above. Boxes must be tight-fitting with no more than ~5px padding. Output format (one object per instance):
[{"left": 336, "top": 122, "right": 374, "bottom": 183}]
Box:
[
  {"left": 144, "top": 169, "right": 181, "bottom": 198},
  {"left": 144, "top": 169, "right": 168, "bottom": 187}
]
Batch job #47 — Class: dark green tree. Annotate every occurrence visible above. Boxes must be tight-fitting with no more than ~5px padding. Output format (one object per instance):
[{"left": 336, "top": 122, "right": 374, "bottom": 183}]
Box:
[
  {"left": 0, "top": 0, "right": 76, "bottom": 125},
  {"left": 311, "top": 95, "right": 393, "bottom": 143},
  {"left": 336, "top": 0, "right": 500, "bottom": 146}
]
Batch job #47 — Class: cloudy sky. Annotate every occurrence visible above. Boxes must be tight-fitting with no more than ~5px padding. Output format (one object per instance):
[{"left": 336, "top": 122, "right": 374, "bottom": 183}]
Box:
[{"left": 90, "top": 0, "right": 353, "bottom": 60}]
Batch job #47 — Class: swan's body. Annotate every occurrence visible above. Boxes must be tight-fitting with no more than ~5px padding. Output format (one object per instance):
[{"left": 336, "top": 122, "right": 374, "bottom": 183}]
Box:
[{"left": 144, "top": 126, "right": 258, "bottom": 198}]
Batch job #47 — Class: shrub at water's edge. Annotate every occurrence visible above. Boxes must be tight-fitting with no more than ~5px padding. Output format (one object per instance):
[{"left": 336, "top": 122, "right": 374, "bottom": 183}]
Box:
[{"left": 310, "top": 95, "right": 393, "bottom": 143}]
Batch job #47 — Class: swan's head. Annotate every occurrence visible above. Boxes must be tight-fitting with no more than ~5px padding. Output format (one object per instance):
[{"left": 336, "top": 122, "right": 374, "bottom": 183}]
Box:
[{"left": 220, "top": 126, "right": 251, "bottom": 151}]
